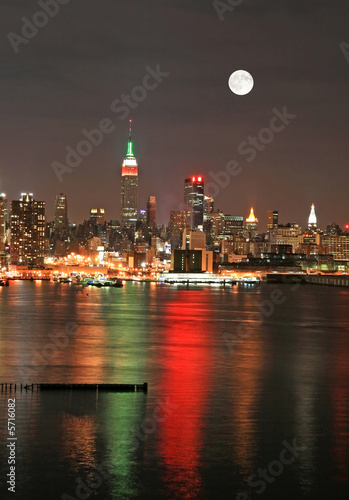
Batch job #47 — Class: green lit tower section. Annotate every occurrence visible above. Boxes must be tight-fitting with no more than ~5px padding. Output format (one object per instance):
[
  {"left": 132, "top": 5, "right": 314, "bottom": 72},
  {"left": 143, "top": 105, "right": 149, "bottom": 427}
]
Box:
[{"left": 121, "top": 120, "right": 138, "bottom": 226}]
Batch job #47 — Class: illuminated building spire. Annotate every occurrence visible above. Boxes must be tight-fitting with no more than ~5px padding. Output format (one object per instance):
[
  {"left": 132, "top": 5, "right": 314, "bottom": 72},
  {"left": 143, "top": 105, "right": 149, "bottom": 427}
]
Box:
[
  {"left": 245, "top": 207, "right": 258, "bottom": 236},
  {"left": 308, "top": 203, "right": 317, "bottom": 228},
  {"left": 126, "top": 119, "right": 134, "bottom": 158},
  {"left": 246, "top": 207, "right": 258, "bottom": 223},
  {"left": 121, "top": 120, "right": 138, "bottom": 226}
]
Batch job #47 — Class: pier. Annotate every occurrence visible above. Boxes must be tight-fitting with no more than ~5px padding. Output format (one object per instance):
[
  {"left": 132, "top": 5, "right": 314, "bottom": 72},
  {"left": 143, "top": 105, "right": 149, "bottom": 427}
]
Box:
[
  {"left": 263, "top": 273, "right": 349, "bottom": 288},
  {"left": 264, "top": 273, "right": 307, "bottom": 284},
  {"left": 306, "top": 274, "right": 349, "bottom": 288},
  {"left": 1, "top": 383, "right": 148, "bottom": 392}
]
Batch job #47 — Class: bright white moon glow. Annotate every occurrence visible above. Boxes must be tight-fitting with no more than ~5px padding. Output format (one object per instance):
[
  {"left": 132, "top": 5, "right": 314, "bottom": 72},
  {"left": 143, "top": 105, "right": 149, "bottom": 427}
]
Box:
[{"left": 229, "top": 70, "right": 254, "bottom": 95}]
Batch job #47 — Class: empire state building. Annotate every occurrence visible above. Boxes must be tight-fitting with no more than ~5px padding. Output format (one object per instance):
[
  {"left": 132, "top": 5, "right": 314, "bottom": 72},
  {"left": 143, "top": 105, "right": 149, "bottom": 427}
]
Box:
[{"left": 121, "top": 120, "right": 138, "bottom": 226}]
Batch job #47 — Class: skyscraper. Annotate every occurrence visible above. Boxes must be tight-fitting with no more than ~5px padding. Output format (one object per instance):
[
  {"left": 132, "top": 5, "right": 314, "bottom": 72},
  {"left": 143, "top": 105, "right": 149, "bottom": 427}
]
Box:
[
  {"left": 0, "top": 193, "right": 7, "bottom": 269},
  {"left": 184, "top": 176, "right": 204, "bottom": 229},
  {"left": 308, "top": 203, "right": 317, "bottom": 230},
  {"left": 121, "top": 120, "right": 138, "bottom": 227},
  {"left": 246, "top": 207, "right": 258, "bottom": 235},
  {"left": 10, "top": 193, "right": 45, "bottom": 268},
  {"left": 54, "top": 193, "right": 68, "bottom": 231},
  {"left": 90, "top": 208, "right": 105, "bottom": 225},
  {"left": 0, "top": 193, "right": 7, "bottom": 255},
  {"left": 169, "top": 210, "right": 191, "bottom": 249},
  {"left": 139, "top": 210, "right": 147, "bottom": 222},
  {"left": 203, "top": 195, "right": 214, "bottom": 220},
  {"left": 267, "top": 210, "right": 279, "bottom": 230},
  {"left": 146, "top": 196, "right": 156, "bottom": 225}
]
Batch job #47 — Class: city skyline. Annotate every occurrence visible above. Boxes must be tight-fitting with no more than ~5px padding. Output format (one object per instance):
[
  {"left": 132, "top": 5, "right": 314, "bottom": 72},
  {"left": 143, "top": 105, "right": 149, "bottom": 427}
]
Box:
[
  {"left": 1, "top": 187, "right": 348, "bottom": 234},
  {"left": 0, "top": 121, "right": 348, "bottom": 230},
  {"left": 1, "top": 123, "right": 347, "bottom": 233},
  {"left": 1, "top": 1, "right": 348, "bottom": 227},
  {"left": 0, "top": 187, "right": 349, "bottom": 235}
]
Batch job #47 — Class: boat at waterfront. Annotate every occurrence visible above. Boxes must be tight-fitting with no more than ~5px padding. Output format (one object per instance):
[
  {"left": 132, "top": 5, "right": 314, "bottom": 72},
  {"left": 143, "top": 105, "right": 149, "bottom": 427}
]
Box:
[
  {"left": 160, "top": 273, "right": 236, "bottom": 285},
  {"left": 84, "top": 277, "right": 123, "bottom": 288},
  {"left": 236, "top": 276, "right": 261, "bottom": 284},
  {"left": 59, "top": 277, "right": 72, "bottom": 283}
]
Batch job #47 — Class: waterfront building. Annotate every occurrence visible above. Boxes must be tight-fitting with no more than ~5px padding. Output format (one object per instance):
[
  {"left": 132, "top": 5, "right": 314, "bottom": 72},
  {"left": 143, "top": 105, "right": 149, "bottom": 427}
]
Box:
[
  {"left": 319, "top": 234, "right": 349, "bottom": 260},
  {"left": 171, "top": 249, "right": 202, "bottom": 272},
  {"left": 171, "top": 248, "right": 213, "bottom": 273},
  {"left": 10, "top": 193, "right": 45, "bottom": 268},
  {"left": 126, "top": 251, "right": 146, "bottom": 269},
  {"left": 121, "top": 120, "right": 138, "bottom": 226}
]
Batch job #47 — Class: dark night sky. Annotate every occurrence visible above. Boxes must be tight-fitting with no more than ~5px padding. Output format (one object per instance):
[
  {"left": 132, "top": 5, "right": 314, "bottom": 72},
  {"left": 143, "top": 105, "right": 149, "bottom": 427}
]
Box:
[{"left": 0, "top": 0, "right": 348, "bottom": 230}]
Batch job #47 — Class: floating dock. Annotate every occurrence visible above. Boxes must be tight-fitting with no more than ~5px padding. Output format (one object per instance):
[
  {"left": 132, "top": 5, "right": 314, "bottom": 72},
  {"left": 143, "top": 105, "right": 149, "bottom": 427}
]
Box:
[{"left": 1, "top": 383, "right": 148, "bottom": 392}]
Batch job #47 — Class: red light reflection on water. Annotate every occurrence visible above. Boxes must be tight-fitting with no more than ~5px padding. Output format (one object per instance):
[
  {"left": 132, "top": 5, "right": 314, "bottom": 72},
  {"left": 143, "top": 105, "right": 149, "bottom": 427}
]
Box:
[{"left": 157, "top": 289, "right": 213, "bottom": 498}]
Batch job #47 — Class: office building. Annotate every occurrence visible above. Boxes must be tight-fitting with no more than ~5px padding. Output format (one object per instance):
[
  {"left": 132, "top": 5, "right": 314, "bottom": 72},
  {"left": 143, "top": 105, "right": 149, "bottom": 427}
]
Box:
[
  {"left": 270, "top": 223, "right": 302, "bottom": 253},
  {"left": 171, "top": 248, "right": 213, "bottom": 273},
  {"left": 10, "top": 193, "right": 45, "bottom": 268},
  {"left": 146, "top": 196, "right": 156, "bottom": 225},
  {"left": 267, "top": 210, "right": 279, "bottom": 230},
  {"left": 0, "top": 193, "right": 7, "bottom": 253},
  {"left": 319, "top": 234, "right": 349, "bottom": 260},
  {"left": 246, "top": 207, "right": 258, "bottom": 235},
  {"left": 139, "top": 210, "right": 147, "bottom": 223},
  {"left": 54, "top": 193, "right": 68, "bottom": 231},
  {"left": 224, "top": 215, "right": 244, "bottom": 234},
  {"left": 211, "top": 210, "right": 225, "bottom": 237},
  {"left": 184, "top": 176, "right": 204, "bottom": 229},
  {"left": 204, "top": 195, "right": 214, "bottom": 220},
  {"left": 182, "top": 228, "right": 206, "bottom": 250},
  {"left": 90, "top": 208, "right": 105, "bottom": 226},
  {"left": 169, "top": 210, "right": 191, "bottom": 248},
  {"left": 121, "top": 120, "right": 138, "bottom": 226}
]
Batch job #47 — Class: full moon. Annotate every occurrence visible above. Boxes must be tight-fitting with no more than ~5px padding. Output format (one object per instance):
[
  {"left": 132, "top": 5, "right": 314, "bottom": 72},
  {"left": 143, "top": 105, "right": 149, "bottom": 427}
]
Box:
[{"left": 228, "top": 70, "right": 254, "bottom": 95}]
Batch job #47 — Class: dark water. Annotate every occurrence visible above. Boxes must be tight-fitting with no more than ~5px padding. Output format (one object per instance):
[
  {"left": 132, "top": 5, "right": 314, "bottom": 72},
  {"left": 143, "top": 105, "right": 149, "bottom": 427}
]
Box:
[{"left": 0, "top": 281, "right": 348, "bottom": 499}]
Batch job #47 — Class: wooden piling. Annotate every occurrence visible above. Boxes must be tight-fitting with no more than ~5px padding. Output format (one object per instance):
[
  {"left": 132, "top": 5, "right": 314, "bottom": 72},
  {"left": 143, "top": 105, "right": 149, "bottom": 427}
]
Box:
[{"left": 2, "top": 382, "right": 148, "bottom": 393}]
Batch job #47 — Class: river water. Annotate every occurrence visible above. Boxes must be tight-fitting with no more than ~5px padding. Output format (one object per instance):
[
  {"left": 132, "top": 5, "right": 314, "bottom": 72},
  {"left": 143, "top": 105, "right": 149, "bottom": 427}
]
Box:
[{"left": 0, "top": 280, "right": 348, "bottom": 499}]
